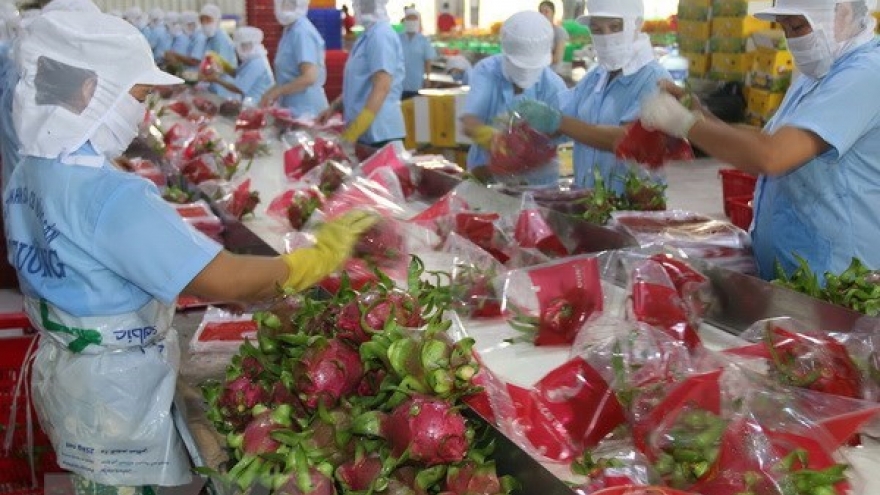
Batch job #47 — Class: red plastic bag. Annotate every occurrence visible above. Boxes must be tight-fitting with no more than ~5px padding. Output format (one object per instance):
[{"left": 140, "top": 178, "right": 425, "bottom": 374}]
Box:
[
  {"left": 235, "top": 130, "right": 270, "bottom": 159},
  {"left": 628, "top": 259, "right": 702, "bottom": 350},
  {"left": 446, "top": 238, "right": 506, "bottom": 319},
  {"left": 180, "top": 155, "right": 221, "bottom": 185},
  {"left": 615, "top": 120, "right": 695, "bottom": 170},
  {"left": 513, "top": 192, "right": 568, "bottom": 258},
  {"left": 359, "top": 143, "right": 416, "bottom": 199},
  {"left": 503, "top": 256, "right": 604, "bottom": 346},
  {"left": 164, "top": 99, "right": 191, "bottom": 118},
  {"left": 220, "top": 179, "right": 261, "bottom": 220},
  {"left": 283, "top": 131, "right": 350, "bottom": 181},
  {"left": 450, "top": 212, "right": 510, "bottom": 264},
  {"left": 117, "top": 157, "right": 166, "bottom": 187},
  {"left": 647, "top": 253, "right": 711, "bottom": 320},
  {"left": 488, "top": 117, "right": 557, "bottom": 176},
  {"left": 726, "top": 318, "right": 864, "bottom": 400},
  {"left": 266, "top": 187, "right": 325, "bottom": 231},
  {"left": 235, "top": 107, "right": 269, "bottom": 131},
  {"left": 571, "top": 440, "right": 654, "bottom": 493}
]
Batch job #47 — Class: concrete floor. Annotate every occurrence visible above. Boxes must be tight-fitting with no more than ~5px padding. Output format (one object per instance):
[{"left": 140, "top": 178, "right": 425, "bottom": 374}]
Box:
[{"left": 664, "top": 158, "right": 730, "bottom": 220}]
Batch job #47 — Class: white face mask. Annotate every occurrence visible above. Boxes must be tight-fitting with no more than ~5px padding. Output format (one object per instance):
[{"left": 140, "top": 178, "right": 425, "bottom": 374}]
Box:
[
  {"left": 236, "top": 46, "right": 258, "bottom": 61},
  {"left": 501, "top": 56, "right": 542, "bottom": 90},
  {"left": 786, "top": 30, "right": 833, "bottom": 79},
  {"left": 404, "top": 20, "right": 419, "bottom": 33},
  {"left": 90, "top": 94, "right": 145, "bottom": 160},
  {"left": 592, "top": 31, "right": 633, "bottom": 71},
  {"left": 202, "top": 23, "right": 217, "bottom": 37},
  {"left": 275, "top": 11, "right": 298, "bottom": 26}
]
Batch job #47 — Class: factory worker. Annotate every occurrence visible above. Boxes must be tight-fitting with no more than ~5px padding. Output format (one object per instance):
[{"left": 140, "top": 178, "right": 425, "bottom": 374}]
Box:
[
  {"left": 167, "top": 11, "right": 193, "bottom": 59},
  {"left": 399, "top": 7, "right": 437, "bottom": 99},
  {"left": 0, "top": 0, "right": 100, "bottom": 189},
  {"left": 445, "top": 54, "right": 472, "bottom": 85},
  {"left": 7, "top": 10, "right": 374, "bottom": 495},
  {"left": 539, "top": 0, "right": 570, "bottom": 73},
  {"left": 639, "top": 0, "right": 880, "bottom": 281},
  {"left": 197, "top": 4, "right": 238, "bottom": 97},
  {"left": 259, "top": 0, "right": 329, "bottom": 118},
  {"left": 164, "top": 11, "right": 208, "bottom": 71},
  {"left": 512, "top": 0, "right": 669, "bottom": 193},
  {"left": 204, "top": 26, "right": 275, "bottom": 103},
  {"left": 148, "top": 7, "right": 172, "bottom": 64},
  {"left": 460, "top": 10, "right": 567, "bottom": 186},
  {"left": 318, "top": 0, "right": 405, "bottom": 148}
]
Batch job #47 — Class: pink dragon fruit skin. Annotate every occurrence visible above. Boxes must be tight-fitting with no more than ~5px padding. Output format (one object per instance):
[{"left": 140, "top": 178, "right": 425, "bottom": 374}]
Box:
[
  {"left": 337, "top": 289, "right": 424, "bottom": 344},
  {"left": 219, "top": 376, "right": 269, "bottom": 428},
  {"left": 295, "top": 339, "right": 365, "bottom": 410},
  {"left": 441, "top": 462, "right": 504, "bottom": 495},
  {"left": 241, "top": 411, "right": 284, "bottom": 456},
  {"left": 386, "top": 395, "right": 469, "bottom": 466},
  {"left": 275, "top": 468, "right": 337, "bottom": 495},
  {"left": 335, "top": 454, "right": 383, "bottom": 491}
]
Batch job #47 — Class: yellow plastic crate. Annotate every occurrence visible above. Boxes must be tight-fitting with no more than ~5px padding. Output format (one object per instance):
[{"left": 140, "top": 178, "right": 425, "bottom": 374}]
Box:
[
  {"left": 401, "top": 98, "right": 416, "bottom": 151},
  {"left": 684, "top": 52, "right": 712, "bottom": 76},
  {"left": 678, "top": 3, "right": 712, "bottom": 21},
  {"left": 710, "top": 36, "right": 750, "bottom": 53},
  {"left": 711, "top": 16, "right": 772, "bottom": 37},
  {"left": 680, "top": 0, "right": 712, "bottom": 7},
  {"left": 712, "top": 0, "right": 764, "bottom": 17},
  {"left": 747, "top": 88, "right": 785, "bottom": 118},
  {"left": 678, "top": 20, "right": 712, "bottom": 41},
  {"left": 752, "top": 47, "right": 794, "bottom": 76},
  {"left": 679, "top": 37, "right": 709, "bottom": 54},
  {"left": 429, "top": 95, "right": 458, "bottom": 148}
]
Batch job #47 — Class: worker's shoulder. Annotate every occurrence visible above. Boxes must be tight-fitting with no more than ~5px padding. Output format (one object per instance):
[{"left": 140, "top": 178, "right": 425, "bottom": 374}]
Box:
[{"left": 472, "top": 54, "right": 502, "bottom": 75}]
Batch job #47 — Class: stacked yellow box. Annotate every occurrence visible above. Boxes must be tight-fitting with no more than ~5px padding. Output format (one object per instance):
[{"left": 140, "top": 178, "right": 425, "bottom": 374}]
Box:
[
  {"left": 874, "top": 11, "right": 880, "bottom": 33},
  {"left": 709, "top": 0, "right": 772, "bottom": 82},
  {"left": 677, "top": 0, "right": 713, "bottom": 78},
  {"left": 745, "top": 43, "right": 793, "bottom": 127}
]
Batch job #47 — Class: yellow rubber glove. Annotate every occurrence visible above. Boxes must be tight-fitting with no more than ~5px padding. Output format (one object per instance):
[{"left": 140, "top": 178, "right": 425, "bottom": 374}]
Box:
[
  {"left": 282, "top": 210, "right": 379, "bottom": 292},
  {"left": 470, "top": 125, "right": 497, "bottom": 149},
  {"left": 340, "top": 109, "right": 376, "bottom": 143}
]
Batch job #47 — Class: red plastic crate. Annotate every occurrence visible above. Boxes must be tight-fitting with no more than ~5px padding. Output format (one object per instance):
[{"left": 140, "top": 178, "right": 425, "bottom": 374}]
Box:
[
  {"left": 719, "top": 168, "right": 757, "bottom": 216},
  {"left": 1, "top": 335, "right": 65, "bottom": 494},
  {"left": 726, "top": 195, "right": 754, "bottom": 230}
]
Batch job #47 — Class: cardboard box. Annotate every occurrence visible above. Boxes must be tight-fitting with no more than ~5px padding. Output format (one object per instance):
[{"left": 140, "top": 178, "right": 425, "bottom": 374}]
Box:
[
  {"left": 712, "top": 16, "right": 773, "bottom": 37},
  {"left": 678, "top": 3, "right": 712, "bottom": 21},
  {"left": 747, "top": 88, "right": 785, "bottom": 118},
  {"left": 710, "top": 36, "right": 752, "bottom": 53},
  {"left": 712, "top": 0, "right": 773, "bottom": 17},
  {"left": 413, "top": 89, "right": 471, "bottom": 147},
  {"left": 752, "top": 47, "right": 793, "bottom": 76},
  {"left": 680, "top": 37, "right": 710, "bottom": 54},
  {"left": 711, "top": 52, "right": 755, "bottom": 81},
  {"left": 678, "top": 20, "right": 712, "bottom": 40},
  {"left": 684, "top": 52, "right": 712, "bottom": 76}
]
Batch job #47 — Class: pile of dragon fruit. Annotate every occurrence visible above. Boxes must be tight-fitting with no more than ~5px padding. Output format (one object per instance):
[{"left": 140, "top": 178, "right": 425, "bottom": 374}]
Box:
[{"left": 201, "top": 259, "right": 517, "bottom": 495}]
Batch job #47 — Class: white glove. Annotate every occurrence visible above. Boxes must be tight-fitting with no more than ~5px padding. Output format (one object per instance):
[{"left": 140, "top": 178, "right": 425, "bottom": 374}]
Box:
[{"left": 641, "top": 92, "right": 699, "bottom": 139}]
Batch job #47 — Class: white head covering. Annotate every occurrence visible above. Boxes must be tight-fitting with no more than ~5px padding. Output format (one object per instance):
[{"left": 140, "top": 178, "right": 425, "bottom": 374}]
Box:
[
  {"left": 234, "top": 26, "right": 267, "bottom": 60},
  {"left": 577, "top": 0, "right": 654, "bottom": 75},
  {"left": 43, "top": 0, "right": 100, "bottom": 14},
  {"left": 200, "top": 3, "right": 222, "bottom": 22},
  {"left": 148, "top": 7, "right": 164, "bottom": 26},
  {"left": 107, "top": 9, "right": 122, "bottom": 17},
  {"left": 181, "top": 10, "right": 198, "bottom": 34},
  {"left": 500, "top": 11, "right": 553, "bottom": 89},
  {"left": 403, "top": 6, "right": 420, "bottom": 32},
  {"left": 124, "top": 6, "right": 147, "bottom": 28},
  {"left": 353, "top": 0, "right": 390, "bottom": 27},
  {"left": 0, "top": 2, "right": 19, "bottom": 41},
  {"left": 13, "top": 11, "right": 182, "bottom": 161},
  {"left": 274, "top": 0, "right": 309, "bottom": 26}
]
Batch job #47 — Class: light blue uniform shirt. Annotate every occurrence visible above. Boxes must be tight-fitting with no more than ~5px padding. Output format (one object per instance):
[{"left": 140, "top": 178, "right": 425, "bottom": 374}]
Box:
[
  {"left": 752, "top": 40, "right": 880, "bottom": 281},
  {"left": 0, "top": 44, "right": 20, "bottom": 190},
  {"left": 342, "top": 21, "right": 406, "bottom": 145},
  {"left": 3, "top": 144, "right": 222, "bottom": 316},
  {"left": 235, "top": 56, "right": 275, "bottom": 103},
  {"left": 274, "top": 18, "right": 329, "bottom": 118},
  {"left": 187, "top": 31, "right": 208, "bottom": 63},
  {"left": 399, "top": 32, "right": 436, "bottom": 92},
  {"left": 462, "top": 55, "right": 568, "bottom": 186},
  {"left": 559, "top": 61, "right": 670, "bottom": 193},
  {"left": 171, "top": 31, "right": 190, "bottom": 55},
  {"left": 151, "top": 24, "right": 173, "bottom": 64},
  {"left": 205, "top": 29, "right": 238, "bottom": 99}
]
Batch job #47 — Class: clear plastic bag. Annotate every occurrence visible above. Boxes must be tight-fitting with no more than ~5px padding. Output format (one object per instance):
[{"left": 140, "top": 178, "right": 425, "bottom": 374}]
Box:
[
  {"left": 513, "top": 192, "right": 568, "bottom": 258},
  {"left": 266, "top": 186, "right": 325, "bottom": 231},
  {"left": 488, "top": 113, "right": 557, "bottom": 176},
  {"left": 282, "top": 130, "right": 350, "bottom": 182}
]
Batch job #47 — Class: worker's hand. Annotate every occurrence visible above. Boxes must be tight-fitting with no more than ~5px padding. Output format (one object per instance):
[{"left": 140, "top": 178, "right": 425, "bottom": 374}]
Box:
[
  {"left": 640, "top": 92, "right": 700, "bottom": 139},
  {"left": 198, "top": 71, "right": 219, "bottom": 83},
  {"left": 282, "top": 210, "right": 379, "bottom": 292},
  {"left": 512, "top": 99, "right": 562, "bottom": 134},
  {"left": 470, "top": 125, "right": 497, "bottom": 149},
  {"left": 260, "top": 87, "right": 280, "bottom": 108},
  {"left": 340, "top": 109, "right": 376, "bottom": 143},
  {"left": 207, "top": 51, "right": 235, "bottom": 75}
]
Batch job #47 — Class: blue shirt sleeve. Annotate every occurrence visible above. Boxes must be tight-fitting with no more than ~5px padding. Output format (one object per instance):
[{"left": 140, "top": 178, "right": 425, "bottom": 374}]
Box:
[
  {"left": 783, "top": 58, "right": 880, "bottom": 159},
  {"left": 424, "top": 37, "right": 437, "bottom": 61},
  {"left": 91, "top": 179, "right": 222, "bottom": 304},
  {"left": 367, "top": 29, "right": 402, "bottom": 76},
  {"left": 189, "top": 33, "right": 208, "bottom": 61},
  {"left": 291, "top": 28, "right": 322, "bottom": 66},
  {"left": 235, "top": 59, "right": 273, "bottom": 102},
  {"left": 209, "top": 31, "right": 238, "bottom": 69},
  {"left": 620, "top": 65, "right": 668, "bottom": 124},
  {"left": 462, "top": 61, "right": 494, "bottom": 120}
]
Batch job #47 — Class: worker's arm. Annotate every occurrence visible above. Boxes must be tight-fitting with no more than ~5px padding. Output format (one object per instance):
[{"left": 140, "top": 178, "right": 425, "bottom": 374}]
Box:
[
  {"left": 260, "top": 62, "right": 320, "bottom": 107},
  {"left": 423, "top": 61, "right": 433, "bottom": 88},
  {"left": 340, "top": 71, "right": 393, "bottom": 143},
  {"left": 199, "top": 72, "right": 244, "bottom": 95},
  {"left": 557, "top": 116, "right": 625, "bottom": 152},
  {"left": 552, "top": 40, "right": 565, "bottom": 66},
  {"left": 183, "top": 251, "right": 287, "bottom": 302}
]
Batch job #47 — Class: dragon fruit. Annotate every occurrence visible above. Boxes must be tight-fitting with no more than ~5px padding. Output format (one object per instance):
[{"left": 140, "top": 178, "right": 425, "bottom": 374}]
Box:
[
  {"left": 354, "top": 395, "right": 470, "bottom": 466},
  {"left": 293, "top": 338, "right": 365, "bottom": 410},
  {"left": 336, "top": 288, "right": 424, "bottom": 345},
  {"left": 274, "top": 468, "right": 337, "bottom": 495},
  {"left": 441, "top": 462, "right": 505, "bottom": 495},
  {"left": 286, "top": 189, "right": 324, "bottom": 231},
  {"left": 353, "top": 218, "right": 406, "bottom": 268},
  {"left": 319, "top": 161, "right": 348, "bottom": 194},
  {"left": 217, "top": 376, "right": 269, "bottom": 431},
  {"left": 335, "top": 454, "right": 384, "bottom": 491},
  {"left": 231, "top": 405, "right": 292, "bottom": 456}
]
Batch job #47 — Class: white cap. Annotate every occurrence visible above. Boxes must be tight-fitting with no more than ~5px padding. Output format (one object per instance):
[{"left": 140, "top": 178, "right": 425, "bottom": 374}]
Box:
[
  {"left": 181, "top": 11, "right": 198, "bottom": 24},
  {"left": 577, "top": 0, "right": 644, "bottom": 24},
  {"left": 353, "top": 0, "right": 391, "bottom": 24},
  {"left": 753, "top": 0, "right": 830, "bottom": 21},
  {"left": 404, "top": 7, "right": 419, "bottom": 17},
  {"left": 13, "top": 11, "right": 182, "bottom": 158},
  {"left": 43, "top": 0, "right": 100, "bottom": 14},
  {"left": 500, "top": 11, "right": 553, "bottom": 69},
  {"left": 200, "top": 3, "right": 222, "bottom": 21},
  {"left": 123, "top": 6, "right": 142, "bottom": 20},
  {"left": 148, "top": 7, "right": 164, "bottom": 22},
  {"left": 234, "top": 25, "right": 263, "bottom": 44},
  {"left": 165, "top": 11, "right": 179, "bottom": 23}
]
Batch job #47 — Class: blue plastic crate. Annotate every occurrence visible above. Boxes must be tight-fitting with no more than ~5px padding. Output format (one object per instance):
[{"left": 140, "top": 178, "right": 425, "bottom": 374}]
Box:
[{"left": 308, "top": 8, "right": 342, "bottom": 50}]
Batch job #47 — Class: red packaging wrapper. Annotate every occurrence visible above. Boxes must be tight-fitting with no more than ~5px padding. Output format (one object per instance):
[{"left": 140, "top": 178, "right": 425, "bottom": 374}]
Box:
[
  {"left": 628, "top": 259, "right": 702, "bottom": 350},
  {"left": 283, "top": 131, "right": 349, "bottom": 181},
  {"left": 488, "top": 117, "right": 557, "bottom": 176},
  {"left": 164, "top": 99, "right": 191, "bottom": 118},
  {"left": 171, "top": 200, "right": 224, "bottom": 241},
  {"left": 235, "top": 130, "right": 270, "bottom": 159},
  {"left": 235, "top": 107, "right": 269, "bottom": 130},
  {"left": 589, "top": 487, "right": 699, "bottom": 495},
  {"left": 408, "top": 191, "right": 470, "bottom": 237},
  {"left": 359, "top": 144, "right": 416, "bottom": 198},
  {"left": 647, "top": 254, "right": 711, "bottom": 320},
  {"left": 118, "top": 157, "right": 166, "bottom": 188},
  {"left": 615, "top": 120, "right": 695, "bottom": 170},
  {"left": 219, "top": 179, "right": 261, "bottom": 220},
  {"left": 503, "top": 256, "right": 604, "bottom": 346},
  {"left": 191, "top": 95, "right": 219, "bottom": 117},
  {"left": 162, "top": 122, "right": 197, "bottom": 154},
  {"left": 727, "top": 318, "right": 864, "bottom": 400},
  {"left": 266, "top": 187, "right": 325, "bottom": 231},
  {"left": 513, "top": 193, "right": 568, "bottom": 258},
  {"left": 447, "top": 240, "right": 506, "bottom": 319},
  {"left": 189, "top": 307, "right": 257, "bottom": 353},
  {"left": 180, "top": 154, "right": 221, "bottom": 185},
  {"left": 451, "top": 212, "right": 510, "bottom": 264},
  {"left": 182, "top": 127, "right": 224, "bottom": 161}
]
